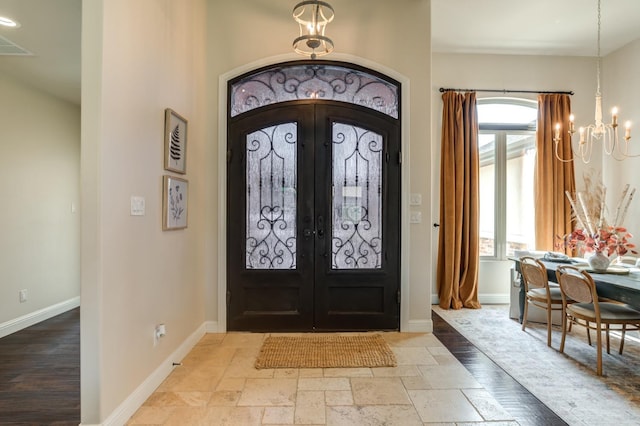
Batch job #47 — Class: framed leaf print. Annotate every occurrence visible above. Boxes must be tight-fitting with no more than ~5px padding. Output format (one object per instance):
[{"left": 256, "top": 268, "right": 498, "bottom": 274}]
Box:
[
  {"left": 164, "top": 108, "right": 188, "bottom": 174},
  {"left": 163, "top": 175, "right": 188, "bottom": 230}
]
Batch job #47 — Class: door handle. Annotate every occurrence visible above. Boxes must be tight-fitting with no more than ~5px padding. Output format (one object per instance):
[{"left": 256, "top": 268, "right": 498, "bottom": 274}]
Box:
[
  {"left": 303, "top": 228, "right": 314, "bottom": 238},
  {"left": 317, "top": 216, "right": 325, "bottom": 238}
]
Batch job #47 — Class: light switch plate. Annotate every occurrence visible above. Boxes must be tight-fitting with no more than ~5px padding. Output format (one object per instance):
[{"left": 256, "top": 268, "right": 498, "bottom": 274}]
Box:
[
  {"left": 409, "top": 193, "right": 422, "bottom": 206},
  {"left": 410, "top": 211, "right": 422, "bottom": 224},
  {"left": 131, "top": 196, "right": 145, "bottom": 216}
]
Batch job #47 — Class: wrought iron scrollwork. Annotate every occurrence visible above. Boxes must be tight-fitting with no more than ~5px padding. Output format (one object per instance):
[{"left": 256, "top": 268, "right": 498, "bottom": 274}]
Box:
[
  {"left": 231, "top": 64, "right": 399, "bottom": 118},
  {"left": 246, "top": 123, "right": 297, "bottom": 269},
  {"left": 331, "top": 123, "right": 383, "bottom": 269}
]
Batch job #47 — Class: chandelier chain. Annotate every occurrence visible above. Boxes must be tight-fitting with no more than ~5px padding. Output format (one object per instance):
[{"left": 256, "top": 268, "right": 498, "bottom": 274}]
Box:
[
  {"left": 597, "top": 0, "right": 601, "bottom": 58},
  {"left": 596, "top": 0, "right": 602, "bottom": 96}
]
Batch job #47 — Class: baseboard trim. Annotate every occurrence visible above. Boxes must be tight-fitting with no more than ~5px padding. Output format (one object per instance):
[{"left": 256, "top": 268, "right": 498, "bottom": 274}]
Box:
[
  {"left": 0, "top": 297, "right": 80, "bottom": 339},
  {"left": 405, "top": 319, "right": 433, "bottom": 332},
  {"left": 100, "top": 322, "right": 208, "bottom": 426},
  {"left": 204, "top": 320, "right": 219, "bottom": 333},
  {"left": 479, "top": 294, "right": 511, "bottom": 304},
  {"left": 431, "top": 294, "right": 510, "bottom": 306}
]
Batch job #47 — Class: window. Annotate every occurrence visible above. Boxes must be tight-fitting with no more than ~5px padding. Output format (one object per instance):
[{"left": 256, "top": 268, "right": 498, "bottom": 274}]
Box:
[
  {"left": 230, "top": 62, "right": 399, "bottom": 118},
  {"left": 478, "top": 98, "right": 537, "bottom": 259}
]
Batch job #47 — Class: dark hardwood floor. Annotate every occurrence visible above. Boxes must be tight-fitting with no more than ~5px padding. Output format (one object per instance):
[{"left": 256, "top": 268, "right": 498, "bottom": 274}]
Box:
[
  {"left": 0, "top": 308, "right": 80, "bottom": 425},
  {"left": 0, "top": 307, "right": 563, "bottom": 425},
  {"left": 432, "top": 309, "right": 567, "bottom": 426}
]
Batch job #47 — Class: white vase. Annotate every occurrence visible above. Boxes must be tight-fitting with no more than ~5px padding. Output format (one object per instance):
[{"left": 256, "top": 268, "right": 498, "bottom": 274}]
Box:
[{"left": 587, "top": 251, "right": 611, "bottom": 272}]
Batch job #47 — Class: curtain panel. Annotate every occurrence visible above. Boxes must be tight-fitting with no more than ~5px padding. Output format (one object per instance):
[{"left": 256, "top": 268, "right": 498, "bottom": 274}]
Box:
[
  {"left": 535, "top": 94, "right": 576, "bottom": 253},
  {"left": 436, "top": 91, "right": 481, "bottom": 310}
]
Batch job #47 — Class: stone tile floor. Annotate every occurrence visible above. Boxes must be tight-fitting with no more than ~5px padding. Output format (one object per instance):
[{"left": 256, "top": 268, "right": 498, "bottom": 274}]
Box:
[{"left": 127, "top": 332, "right": 517, "bottom": 425}]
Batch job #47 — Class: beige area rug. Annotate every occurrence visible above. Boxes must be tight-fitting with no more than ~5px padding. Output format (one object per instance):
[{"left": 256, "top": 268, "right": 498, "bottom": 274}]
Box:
[
  {"left": 254, "top": 334, "right": 397, "bottom": 369},
  {"left": 434, "top": 305, "right": 640, "bottom": 425}
]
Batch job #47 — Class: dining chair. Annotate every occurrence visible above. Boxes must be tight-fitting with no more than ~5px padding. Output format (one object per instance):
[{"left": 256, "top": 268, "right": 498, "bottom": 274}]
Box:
[
  {"left": 519, "top": 256, "right": 564, "bottom": 347},
  {"left": 555, "top": 265, "right": 640, "bottom": 376}
]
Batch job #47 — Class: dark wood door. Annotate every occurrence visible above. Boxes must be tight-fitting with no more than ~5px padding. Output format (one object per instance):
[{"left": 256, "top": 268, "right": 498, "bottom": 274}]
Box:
[{"left": 227, "top": 101, "right": 400, "bottom": 331}]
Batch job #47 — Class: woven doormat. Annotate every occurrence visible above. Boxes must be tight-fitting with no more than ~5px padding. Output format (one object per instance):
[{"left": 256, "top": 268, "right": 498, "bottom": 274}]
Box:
[{"left": 254, "top": 334, "right": 397, "bottom": 369}]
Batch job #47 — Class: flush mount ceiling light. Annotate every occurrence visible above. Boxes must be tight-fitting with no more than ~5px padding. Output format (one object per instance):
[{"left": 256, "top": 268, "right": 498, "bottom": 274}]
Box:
[
  {"left": 554, "top": 0, "right": 635, "bottom": 163},
  {"left": 0, "top": 16, "right": 20, "bottom": 28},
  {"left": 292, "top": 0, "right": 334, "bottom": 60}
]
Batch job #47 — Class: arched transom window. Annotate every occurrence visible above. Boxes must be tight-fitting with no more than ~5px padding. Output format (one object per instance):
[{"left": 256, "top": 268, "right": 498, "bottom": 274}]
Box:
[{"left": 230, "top": 62, "right": 400, "bottom": 119}]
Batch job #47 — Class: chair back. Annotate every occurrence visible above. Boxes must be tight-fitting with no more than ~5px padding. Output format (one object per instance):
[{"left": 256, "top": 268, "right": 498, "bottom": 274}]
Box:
[
  {"left": 520, "top": 256, "right": 548, "bottom": 291},
  {"left": 555, "top": 265, "right": 597, "bottom": 304}
]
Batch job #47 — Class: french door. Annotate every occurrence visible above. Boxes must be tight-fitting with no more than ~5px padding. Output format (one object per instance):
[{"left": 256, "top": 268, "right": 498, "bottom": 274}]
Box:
[{"left": 227, "top": 101, "right": 400, "bottom": 331}]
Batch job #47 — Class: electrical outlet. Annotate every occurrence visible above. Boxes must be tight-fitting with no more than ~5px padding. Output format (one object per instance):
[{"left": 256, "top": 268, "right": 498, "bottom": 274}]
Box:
[
  {"left": 154, "top": 324, "right": 166, "bottom": 346},
  {"left": 19, "top": 289, "right": 28, "bottom": 303}
]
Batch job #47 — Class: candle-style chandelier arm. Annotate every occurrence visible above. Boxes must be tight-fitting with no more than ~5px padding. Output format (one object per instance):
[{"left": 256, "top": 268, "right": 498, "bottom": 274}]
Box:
[
  {"left": 553, "top": 121, "right": 593, "bottom": 163},
  {"left": 554, "top": 112, "right": 637, "bottom": 163}
]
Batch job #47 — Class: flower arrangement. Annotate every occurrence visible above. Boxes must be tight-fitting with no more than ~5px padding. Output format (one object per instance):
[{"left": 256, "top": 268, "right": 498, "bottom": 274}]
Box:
[
  {"left": 560, "top": 173, "right": 637, "bottom": 258},
  {"left": 563, "top": 226, "right": 636, "bottom": 257}
]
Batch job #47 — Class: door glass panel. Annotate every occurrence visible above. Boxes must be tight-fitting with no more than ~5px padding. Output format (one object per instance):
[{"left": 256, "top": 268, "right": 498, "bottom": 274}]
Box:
[
  {"left": 246, "top": 123, "right": 297, "bottom": 269},
  {"left": 331, "top": 123, "right": 382, "bottom": 269}
]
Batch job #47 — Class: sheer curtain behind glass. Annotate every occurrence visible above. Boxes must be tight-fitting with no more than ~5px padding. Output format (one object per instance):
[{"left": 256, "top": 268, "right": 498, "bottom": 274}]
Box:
[
  {"left": 506, "top": 133, "right": 537, "bottom": 256},
  {"left": 535, "top": 94, "right": 576, "bottom": 253},
  {"left": 437, "top": 91, "right": 481, "bottom": 310}
]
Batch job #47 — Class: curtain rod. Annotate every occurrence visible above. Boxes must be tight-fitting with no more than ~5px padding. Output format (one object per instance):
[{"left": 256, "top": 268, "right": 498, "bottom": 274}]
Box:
[{"left": 439, "top": 87, "right": 574, "bottom": 95}]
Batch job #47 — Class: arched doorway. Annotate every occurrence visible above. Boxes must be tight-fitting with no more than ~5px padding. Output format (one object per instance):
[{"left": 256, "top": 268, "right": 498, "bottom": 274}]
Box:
[{"left": 226, "top": 61, "right": 401, "bottom": 331}]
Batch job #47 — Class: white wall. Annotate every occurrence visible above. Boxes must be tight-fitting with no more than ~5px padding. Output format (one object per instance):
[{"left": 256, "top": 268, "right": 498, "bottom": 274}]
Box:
[
  {"left": 206, "top": 0, "right": 433, "bottom": 331},
  {"left": 431, "top": 53, "right": 598, "bottom": 303},
  {"left": 0, "top": 73, "right": 80, "bottom": 331},
  {"left": 81, "top": 0, "right": 207, "bottom": 423},
  {"left": 602, "top": 39, "right": 640, "bottom": 235},
  {"left": 81, "top": 1, "right": 431, "bottom": 422}
]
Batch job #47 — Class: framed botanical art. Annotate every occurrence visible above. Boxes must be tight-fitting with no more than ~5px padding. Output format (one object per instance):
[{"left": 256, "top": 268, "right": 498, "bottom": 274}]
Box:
[
  {"left": 164, "top": 108, "right": 188, "bottom": 174},
  {"left": 163, "top": 175, "right": 188, "bottom": 230}
]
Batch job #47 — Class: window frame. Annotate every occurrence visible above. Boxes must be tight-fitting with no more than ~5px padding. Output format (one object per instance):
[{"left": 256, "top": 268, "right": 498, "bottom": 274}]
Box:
[{"left": 477, "top": 97, "right": 537, "bottom": 260}]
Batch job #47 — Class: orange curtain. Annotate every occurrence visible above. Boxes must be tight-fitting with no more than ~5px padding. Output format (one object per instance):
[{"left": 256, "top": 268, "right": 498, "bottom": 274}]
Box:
[
  {"left": 436, "top": 91, "right": 481, "bottom": 310},
  {"left": 535, "top": 94, "right": 576, "bottom": 253}
]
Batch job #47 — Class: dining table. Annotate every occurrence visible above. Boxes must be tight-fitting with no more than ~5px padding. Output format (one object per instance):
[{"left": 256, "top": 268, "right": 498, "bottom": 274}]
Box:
[{"left": 511, "top": 256, "right": 640, "bottom": 322}]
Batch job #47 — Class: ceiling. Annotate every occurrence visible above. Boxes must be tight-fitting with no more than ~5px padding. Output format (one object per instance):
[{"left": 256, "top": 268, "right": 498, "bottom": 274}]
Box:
[
  {"left": 0, "top": 0, "right": 80, "bottom": 105},
  {"left": 1, "top": 0, "right": 639, "bottom": 106},
  {"left": 432, "top": 0, "right": 640, "bottom": 56}
]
